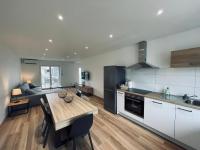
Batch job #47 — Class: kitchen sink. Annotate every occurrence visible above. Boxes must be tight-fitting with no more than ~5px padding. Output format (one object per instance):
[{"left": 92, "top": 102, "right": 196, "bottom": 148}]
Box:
[{"left": 185, "top": 99, "right": 200, "bottom": 106}]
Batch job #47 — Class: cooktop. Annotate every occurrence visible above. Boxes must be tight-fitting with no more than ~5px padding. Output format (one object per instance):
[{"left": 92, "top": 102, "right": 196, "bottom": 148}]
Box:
[{"left": 127, "top": 88, "right": 152, "bottom": 95}]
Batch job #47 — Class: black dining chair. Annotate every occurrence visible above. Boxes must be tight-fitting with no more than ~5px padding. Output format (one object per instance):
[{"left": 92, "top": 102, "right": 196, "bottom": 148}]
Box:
[
  {"left": 40, "top": 97, "right": 49, "bottom": 135},
  {"left": 68, "top": 114, "right": 94, "bottom": 150},
  {"left": 40, "top": 98, "right": 53, "bottom": 148}
]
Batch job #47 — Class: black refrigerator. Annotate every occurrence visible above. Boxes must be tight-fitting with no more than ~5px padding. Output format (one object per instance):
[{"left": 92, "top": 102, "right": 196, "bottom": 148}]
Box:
[{"left": 104, "top": 66, "right": 125, "bottom": 114}]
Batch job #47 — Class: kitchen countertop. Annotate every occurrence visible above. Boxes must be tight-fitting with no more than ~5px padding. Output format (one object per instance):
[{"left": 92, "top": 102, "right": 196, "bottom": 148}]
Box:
[{"left": 118, "top": 89, "right": 200, "bottom": 110}]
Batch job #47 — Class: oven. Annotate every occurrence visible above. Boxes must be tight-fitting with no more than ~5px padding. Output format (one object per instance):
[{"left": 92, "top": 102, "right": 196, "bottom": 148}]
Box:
[{"left": 125, "top": 93, "right": 144, "bottom": 118}]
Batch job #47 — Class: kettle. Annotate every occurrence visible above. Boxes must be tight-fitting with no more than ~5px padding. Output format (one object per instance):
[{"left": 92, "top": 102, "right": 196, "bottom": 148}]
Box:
[{"left": 128, "top": 81, "right": 134, "bottom": 89}]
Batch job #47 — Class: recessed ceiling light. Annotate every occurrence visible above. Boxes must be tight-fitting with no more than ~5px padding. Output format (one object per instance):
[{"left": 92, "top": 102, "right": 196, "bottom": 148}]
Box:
[
  {"left": 66, "top": 56, "right": 70, "bottom": 58},
  {"left": 49, "top": 39, "right": 53, "bottom": 43},
  {"left": 74, "top": 52, "right": 77, "bottom": 55},
  {"left": 45, "top": 48, "right": 48, "bottom": 51},
  {"left": 43, "top": 53, "right": 46, "bottom": 56},
  {"left": 58, "top": 14, "right": 64, "bottom": 21},
  {"left": 157, "top": 9, "right": 164, "bottom": 16},
  {"left": 109, "top": 34, "right": 113, "bottom": 38},
  {"left": 85, "top": 46, "right": 89, "bottom": 50}
]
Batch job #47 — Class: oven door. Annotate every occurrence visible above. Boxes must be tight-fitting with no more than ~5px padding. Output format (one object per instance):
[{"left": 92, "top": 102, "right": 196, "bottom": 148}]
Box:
[{"left": 125, "top": 96, "right": 144, "bottom": 118}]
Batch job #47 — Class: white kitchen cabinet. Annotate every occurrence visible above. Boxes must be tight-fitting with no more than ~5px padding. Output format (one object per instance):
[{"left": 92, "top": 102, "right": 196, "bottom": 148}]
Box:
[
  {"left": 175, "top": 105, "right": 200, "bottom": 150},
  {"left": 117, "top": 91, "right": 125, "bottom": 114},
  {"left": 144, "top": 98, "right": 175, "bottom": 138}
]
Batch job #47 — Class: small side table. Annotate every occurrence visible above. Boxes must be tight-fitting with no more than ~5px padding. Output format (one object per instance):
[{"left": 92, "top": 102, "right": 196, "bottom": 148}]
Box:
[{"left": 8, "top": 99, "right": 30, "bottom": 116}]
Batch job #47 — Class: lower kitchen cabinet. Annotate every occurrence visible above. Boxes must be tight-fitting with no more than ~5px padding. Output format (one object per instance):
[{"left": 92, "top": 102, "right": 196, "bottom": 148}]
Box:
[
  {"left": 175, "top": 105, "right": 200, "bottom": 150},
  {"left": 144, "top": 98, "right": 175, "bottom": 138},
  {"left": 117, "top": 91, "right": 125, "bottom": 114}
]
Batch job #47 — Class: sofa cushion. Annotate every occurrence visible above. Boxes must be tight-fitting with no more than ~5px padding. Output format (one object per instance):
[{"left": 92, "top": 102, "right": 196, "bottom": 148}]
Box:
[
  {"left": 29, "top": 83, "right": 39, "bottom": 89},
  {"left": 20, "top": 83, "right": 30, "bottom": 92},
  {"left": 25, "top": 89, "right": 36, "bottom": 95}
]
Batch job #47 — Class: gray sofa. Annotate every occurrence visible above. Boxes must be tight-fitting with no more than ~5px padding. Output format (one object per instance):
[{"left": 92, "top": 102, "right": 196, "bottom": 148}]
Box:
[
  {"left": 11, "top": 83, "right": 74, "bottom": 107},
  {"left": 11, "top": 83, "right": 45, "bottom": 107}
]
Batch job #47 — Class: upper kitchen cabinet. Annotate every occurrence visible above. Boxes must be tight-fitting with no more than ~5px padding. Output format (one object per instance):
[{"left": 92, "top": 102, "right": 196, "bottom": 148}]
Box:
[{"left": 171, "top": 47, "right": 200, "bottom": 68}]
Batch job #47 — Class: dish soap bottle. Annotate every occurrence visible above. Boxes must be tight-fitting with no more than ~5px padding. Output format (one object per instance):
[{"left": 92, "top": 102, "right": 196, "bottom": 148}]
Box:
[{"left": 165, "top": 87, "right": 170, "bottom": 98}]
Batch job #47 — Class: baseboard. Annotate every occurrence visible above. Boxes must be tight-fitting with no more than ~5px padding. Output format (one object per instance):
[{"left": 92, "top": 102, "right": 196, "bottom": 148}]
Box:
[
  {"left": 0, "top": 113, "right": 7, "bottom": 126},
  {"left": 93, "top": 95, "right": 103, "bottom": 100}
]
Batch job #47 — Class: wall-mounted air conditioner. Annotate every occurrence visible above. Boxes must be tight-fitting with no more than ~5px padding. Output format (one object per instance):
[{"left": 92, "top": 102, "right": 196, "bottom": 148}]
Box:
[{"left": 21, "top": 58, "right": 38, "bottom": 64}]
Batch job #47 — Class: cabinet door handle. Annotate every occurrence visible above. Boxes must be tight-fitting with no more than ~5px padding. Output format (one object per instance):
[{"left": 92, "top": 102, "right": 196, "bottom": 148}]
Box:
[
  {"left": 152, "top": 101, "right": 162, "bottom": 105},
  {"left": 177, "top": 108, "right": 192, "bottom": 112}
]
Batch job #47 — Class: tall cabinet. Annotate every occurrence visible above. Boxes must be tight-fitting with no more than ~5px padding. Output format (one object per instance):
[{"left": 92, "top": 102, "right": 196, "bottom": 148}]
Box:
[{"left": 104, "top": 66, "right": 125, "bottom": 114}]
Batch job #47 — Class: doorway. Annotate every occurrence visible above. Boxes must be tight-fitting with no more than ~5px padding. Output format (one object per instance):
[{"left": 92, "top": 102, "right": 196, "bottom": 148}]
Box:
[{"left": 41, "top": 66, "right": 61, "bottom": 89}]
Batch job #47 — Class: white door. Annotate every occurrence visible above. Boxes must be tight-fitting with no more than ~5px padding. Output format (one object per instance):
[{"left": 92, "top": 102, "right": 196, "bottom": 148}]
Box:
[
  {"left": 117, "top": 91, "right": 125, "bottom": 114},
  {"left": 144, "top": 98, "right": 175, "bottom": 138},
  {"left": 175, "top": 105, "right": 200, "bottom": 150}
]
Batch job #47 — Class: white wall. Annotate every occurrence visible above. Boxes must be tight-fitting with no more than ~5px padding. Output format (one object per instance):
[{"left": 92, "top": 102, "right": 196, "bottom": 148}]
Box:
[
  {"left": 0, "top": 46, "right": 21, "bottom": 124},
  {"left": 127, "top": 27, "right": 200, "bottom": 97},
  {"left": 147, "top": 27, "right": 200, "bottom": 68},
  {"left": 79, "top": 46, "right": 138, "bottom": 97},
  {"left": 21, "top": 60, "right": 76, "bottom": 87},
  {"left": 79, "top": 27, "right": 200, "bottom": 98}
]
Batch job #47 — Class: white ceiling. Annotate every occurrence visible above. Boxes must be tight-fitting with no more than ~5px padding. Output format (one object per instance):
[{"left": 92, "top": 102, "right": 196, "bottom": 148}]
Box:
[{"left": 0, "top": 0, "right": 200, "bottom": 61}]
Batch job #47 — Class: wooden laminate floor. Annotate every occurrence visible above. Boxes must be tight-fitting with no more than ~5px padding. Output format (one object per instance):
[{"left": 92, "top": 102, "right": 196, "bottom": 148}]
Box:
[{"left": 0, "top": 96, "right": 184, "bottom": 150}]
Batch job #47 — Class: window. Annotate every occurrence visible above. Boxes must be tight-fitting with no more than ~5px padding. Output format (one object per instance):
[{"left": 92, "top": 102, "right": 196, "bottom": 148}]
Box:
[
  {"left": 78, "top": 67, "right": 82, "bottom": 84},
  {"left": 41, "top": 66, "right": 61, "bottom": 89}
]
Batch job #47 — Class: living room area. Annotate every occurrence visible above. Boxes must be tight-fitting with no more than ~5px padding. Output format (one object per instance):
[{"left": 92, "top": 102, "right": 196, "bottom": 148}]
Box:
[
  {"left": 0, "top": 51, "right": 82, "bottom": 119},
  {"left": 1, "top": 0, "right": 200, "bottom": 150}
]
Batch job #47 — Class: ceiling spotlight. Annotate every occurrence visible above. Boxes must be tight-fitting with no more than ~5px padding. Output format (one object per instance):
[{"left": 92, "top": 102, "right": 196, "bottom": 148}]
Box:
[
  {"left": 49, "top": 39, "right": 53, "bottom": 43},
  {"left": 157, "top": 9, "right": 164, "bottom": 16},
  {"left": 85, "top": 46, "right": 89, "bottom": 50},
  {"left": 66, "top": 56, "right": 70, "bottom": 58},
  {"left": 45, "top": 48, "right": 48, "bottom": 51},
  {"left": 74, "top": 52, "right": 77, "bottom": 55},
  {"left": 43, "top": 53, "right": 46, "bottom": 56},
  {"left": 109, "top": 34, "right": 113, "bottom": 38},
  {"left": 58, "top": 14, "right": 64, "bottom": 21}
]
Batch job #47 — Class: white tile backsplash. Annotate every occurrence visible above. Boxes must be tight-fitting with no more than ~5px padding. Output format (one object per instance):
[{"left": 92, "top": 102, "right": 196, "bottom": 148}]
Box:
[
  {"left": 127, "top": 67, "right": 199, "bottom": 97},
  {"left": 194, "top": 88, "right": 200, "bottom": 98},
  {"left": 195, "top": 68, "right": 200, "bottom": 88}
]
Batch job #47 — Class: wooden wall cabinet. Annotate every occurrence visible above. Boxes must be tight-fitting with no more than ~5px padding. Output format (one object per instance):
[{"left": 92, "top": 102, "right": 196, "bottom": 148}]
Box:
[{"left": 171, "top": 47, "right": 200, "bottom": 68}]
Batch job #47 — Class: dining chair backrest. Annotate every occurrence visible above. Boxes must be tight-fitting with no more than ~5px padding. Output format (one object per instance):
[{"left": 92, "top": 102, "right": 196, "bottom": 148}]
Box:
[
  {"left": 41, "top": 94, "right": 48, "bottom": 103},
  {"left": 40, "top": 98, "right": 52, "bottom": 123},
  {"left": 69, "top": 114, "right": 93, "bottom": 138}
]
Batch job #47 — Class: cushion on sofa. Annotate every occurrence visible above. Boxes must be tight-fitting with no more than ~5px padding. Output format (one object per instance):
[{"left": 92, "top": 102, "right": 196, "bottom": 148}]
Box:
[
  {"left": 20, "top": 83, "right": 30, "bottom": 92},
  {"left": 29, "top": 83, "right": 39, "bottom": 89}
]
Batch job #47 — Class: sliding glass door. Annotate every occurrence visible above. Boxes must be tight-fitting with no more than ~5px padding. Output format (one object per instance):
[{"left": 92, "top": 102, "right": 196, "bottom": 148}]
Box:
[{"left": 41, "top": 66, "right": 61, "bottom": 89}]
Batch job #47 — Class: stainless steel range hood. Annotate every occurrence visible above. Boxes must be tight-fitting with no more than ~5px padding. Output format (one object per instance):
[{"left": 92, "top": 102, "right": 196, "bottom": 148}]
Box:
[{"left": 127, "top": 41, "right": 159, "bottom": 69}]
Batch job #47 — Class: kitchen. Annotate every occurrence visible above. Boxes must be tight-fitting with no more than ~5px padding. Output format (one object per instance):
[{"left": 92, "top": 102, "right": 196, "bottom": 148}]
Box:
[{"left": 104, "top": 41, "right": 200, "bottom": 150}]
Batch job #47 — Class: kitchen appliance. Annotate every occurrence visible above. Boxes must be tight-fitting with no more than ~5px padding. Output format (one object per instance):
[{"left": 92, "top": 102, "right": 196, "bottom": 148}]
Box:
[
  {"left": 125, "top": 92, "right": 145, "bottom": 118},
  {"left": 124, "top": 89, "right": 151, "bottom": 118},
  {"left": 128, "top": 81, "right": 134, "bottom": 89},
  {"left": 104, "top": 66, "right": 125, "bottom": 114},
  {"left": 127, "top": 41, "right": 159, "bottom": 69},
  {"left": 127, "top": 88, "right": 151, "bottom": 95}
]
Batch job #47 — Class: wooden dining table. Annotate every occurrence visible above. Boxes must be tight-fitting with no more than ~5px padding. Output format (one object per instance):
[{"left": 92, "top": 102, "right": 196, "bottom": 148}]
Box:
[{"left": 45, "top": 90, "right": 98, "bottom": 147}]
